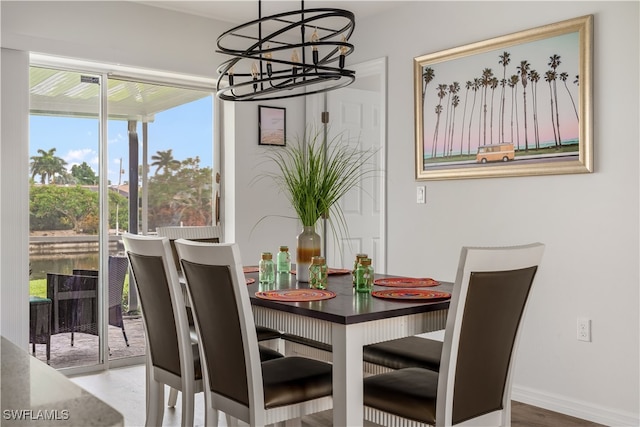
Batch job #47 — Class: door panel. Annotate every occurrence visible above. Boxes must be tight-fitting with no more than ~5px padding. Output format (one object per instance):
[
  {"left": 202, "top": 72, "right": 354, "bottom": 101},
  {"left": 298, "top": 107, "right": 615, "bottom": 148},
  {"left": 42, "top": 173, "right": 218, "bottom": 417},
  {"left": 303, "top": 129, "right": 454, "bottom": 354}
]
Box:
[{"left": 322, "top": 58, "right": 387, "bottom": 272}]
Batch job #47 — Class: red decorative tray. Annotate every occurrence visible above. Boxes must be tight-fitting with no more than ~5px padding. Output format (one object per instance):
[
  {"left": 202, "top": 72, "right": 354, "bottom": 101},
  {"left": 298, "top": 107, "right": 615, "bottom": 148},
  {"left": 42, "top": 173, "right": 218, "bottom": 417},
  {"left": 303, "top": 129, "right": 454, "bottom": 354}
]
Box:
[
  {"left": 245, "top": 278, "right": 255, "bottom": 285},
  {"left": 371, "top": 289, "right": 451, "bottom": 301},
  {"left": 373, "top": 277, "right": 439, "bottom": 288},
  {"left": 255, "top": 289, "right": 336, "bottom": 302},
  {"left": 243, "top": 266, "right": 259, "bottom": 273}
]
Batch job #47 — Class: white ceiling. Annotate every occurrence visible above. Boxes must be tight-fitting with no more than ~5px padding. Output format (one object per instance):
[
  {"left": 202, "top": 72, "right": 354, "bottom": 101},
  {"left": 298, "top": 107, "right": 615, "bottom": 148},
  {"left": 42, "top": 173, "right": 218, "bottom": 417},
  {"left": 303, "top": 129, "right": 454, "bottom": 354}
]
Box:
[{"left": 134, "top": 1, "right": 396, "bottom": 25}]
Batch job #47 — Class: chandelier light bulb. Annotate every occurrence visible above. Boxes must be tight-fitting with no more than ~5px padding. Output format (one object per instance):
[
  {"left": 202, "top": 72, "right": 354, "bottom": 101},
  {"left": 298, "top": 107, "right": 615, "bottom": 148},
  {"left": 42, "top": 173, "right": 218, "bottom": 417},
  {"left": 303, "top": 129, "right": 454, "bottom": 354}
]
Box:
[
  {"left": 264, "top": 44, "right": 273, "bottom": 77},
  {"left": 339, "top": 35, "right": 348, "bottom": 69},
  {"left": 311, "top": 28, "right": 319, "bottom": 66}
]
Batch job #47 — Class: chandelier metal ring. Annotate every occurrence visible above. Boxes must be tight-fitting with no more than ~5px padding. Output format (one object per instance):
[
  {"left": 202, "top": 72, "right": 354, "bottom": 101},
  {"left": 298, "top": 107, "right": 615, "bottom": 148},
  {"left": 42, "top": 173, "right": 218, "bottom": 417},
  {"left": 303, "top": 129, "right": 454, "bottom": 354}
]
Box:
[{"left": 215, "top": 2, "right": 356, "bottom": 101}]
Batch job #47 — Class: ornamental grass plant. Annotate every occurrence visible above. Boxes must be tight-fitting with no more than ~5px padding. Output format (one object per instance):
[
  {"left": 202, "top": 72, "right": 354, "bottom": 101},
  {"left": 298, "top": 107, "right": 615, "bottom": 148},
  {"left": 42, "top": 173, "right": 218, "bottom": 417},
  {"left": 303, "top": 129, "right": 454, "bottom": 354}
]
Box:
[{"left": 263, "top": 127, "right": 377, "bottom": 236}]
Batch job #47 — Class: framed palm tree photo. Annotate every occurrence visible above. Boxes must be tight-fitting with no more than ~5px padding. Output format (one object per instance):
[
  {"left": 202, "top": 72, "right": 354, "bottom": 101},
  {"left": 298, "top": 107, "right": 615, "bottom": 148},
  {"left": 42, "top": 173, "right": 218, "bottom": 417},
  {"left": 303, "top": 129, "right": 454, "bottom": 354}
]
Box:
[{"left": 414, "top": 15, "right": 593, "bottom": 180}]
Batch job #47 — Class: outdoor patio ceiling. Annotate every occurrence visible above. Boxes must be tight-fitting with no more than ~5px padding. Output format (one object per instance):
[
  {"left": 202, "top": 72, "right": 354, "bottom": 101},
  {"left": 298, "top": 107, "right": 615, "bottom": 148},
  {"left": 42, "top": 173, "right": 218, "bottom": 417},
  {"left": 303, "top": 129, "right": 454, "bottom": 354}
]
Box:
[{"left": 29, "top": 66, "right": 209, "bottom": 121}]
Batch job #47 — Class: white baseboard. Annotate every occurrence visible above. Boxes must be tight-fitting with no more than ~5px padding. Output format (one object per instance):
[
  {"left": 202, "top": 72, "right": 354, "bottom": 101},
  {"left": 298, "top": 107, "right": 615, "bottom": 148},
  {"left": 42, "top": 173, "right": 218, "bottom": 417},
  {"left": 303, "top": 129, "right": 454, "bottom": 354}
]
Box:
[{"left": 512, "top": 384, "right": 639, "bottom": 426}]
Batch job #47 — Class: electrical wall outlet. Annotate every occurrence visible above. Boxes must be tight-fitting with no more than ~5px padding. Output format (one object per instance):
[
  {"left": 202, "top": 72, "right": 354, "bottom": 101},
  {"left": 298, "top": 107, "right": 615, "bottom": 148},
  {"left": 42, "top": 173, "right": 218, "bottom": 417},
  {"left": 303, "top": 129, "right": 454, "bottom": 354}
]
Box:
[
  {"left": 577, "top": 318, "right": 591, "bottom": 342},
  {"left": 416, "top": 186, "right": 426, "bottom": 204}
]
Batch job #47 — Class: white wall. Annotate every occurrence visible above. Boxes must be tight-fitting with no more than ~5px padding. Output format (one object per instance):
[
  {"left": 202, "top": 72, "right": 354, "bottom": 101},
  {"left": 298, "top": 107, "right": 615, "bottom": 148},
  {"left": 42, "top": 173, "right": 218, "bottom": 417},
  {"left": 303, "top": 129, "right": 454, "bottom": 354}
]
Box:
[
  {"left": 1, "top": 1, "right": 638, "bottom": 425},
  {"left": 350, "top": 2, "right": 639, "bottom": 425},
  {"left": 1, "top": 48, "right": 31, "bottom": 347}
]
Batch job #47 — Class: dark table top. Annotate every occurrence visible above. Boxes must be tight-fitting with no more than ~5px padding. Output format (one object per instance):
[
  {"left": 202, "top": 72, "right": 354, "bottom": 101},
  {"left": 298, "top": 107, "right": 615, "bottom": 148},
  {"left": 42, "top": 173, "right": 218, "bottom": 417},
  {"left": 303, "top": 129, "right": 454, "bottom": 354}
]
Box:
[{"left": 245, "top": 270, "right": 452, "bottom": 326}]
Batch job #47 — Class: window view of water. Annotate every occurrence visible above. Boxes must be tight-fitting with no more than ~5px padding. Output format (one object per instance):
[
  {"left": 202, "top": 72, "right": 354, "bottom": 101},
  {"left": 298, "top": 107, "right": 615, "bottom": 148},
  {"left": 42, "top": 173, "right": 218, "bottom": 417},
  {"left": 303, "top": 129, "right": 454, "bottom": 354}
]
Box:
[{"left": 30, "top": 253, "right": 99, "bottom": 280}]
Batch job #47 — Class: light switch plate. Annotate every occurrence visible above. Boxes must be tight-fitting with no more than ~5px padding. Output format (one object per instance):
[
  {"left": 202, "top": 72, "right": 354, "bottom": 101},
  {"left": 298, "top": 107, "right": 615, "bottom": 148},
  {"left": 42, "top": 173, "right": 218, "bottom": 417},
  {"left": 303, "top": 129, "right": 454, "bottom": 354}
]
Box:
[{"left": 416, "top": 186, "right": 426, "bottom": 204}]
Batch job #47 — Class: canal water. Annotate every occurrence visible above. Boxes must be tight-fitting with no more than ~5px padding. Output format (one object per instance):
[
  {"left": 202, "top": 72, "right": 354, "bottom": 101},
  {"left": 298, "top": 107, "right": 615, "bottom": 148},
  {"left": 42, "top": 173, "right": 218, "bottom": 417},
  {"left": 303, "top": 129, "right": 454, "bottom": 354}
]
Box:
[{"left": 30, "top": 254, "right": 100, "bottom": 280}]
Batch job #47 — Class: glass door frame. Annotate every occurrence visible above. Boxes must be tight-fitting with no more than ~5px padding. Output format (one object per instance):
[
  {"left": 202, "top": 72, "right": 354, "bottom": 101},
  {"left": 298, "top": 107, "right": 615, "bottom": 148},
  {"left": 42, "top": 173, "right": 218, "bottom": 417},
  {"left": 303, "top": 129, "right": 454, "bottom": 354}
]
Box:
[{"left": 30, "top": 53, "right": 218, "bottom": 374}]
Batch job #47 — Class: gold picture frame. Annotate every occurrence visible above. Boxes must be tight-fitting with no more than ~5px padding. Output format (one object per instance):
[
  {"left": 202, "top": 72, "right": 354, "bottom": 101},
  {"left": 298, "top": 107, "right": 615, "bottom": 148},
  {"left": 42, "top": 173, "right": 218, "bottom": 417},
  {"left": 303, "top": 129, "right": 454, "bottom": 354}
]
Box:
[{"left": 415, "top": 15, "right": 593, "bottom": 180}]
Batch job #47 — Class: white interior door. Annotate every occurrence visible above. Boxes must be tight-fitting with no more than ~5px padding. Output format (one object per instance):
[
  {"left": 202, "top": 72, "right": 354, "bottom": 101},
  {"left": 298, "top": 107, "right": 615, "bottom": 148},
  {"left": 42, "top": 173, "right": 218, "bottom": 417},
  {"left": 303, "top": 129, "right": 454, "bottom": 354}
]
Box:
[{"left": 309, "top": 58, "right": 387, "bottom": 272}]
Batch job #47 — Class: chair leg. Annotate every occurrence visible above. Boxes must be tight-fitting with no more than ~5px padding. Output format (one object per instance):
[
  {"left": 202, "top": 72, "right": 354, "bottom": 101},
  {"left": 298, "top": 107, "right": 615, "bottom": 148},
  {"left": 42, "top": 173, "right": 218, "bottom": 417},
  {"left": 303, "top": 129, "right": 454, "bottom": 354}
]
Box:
[
  {"left": 122, "top": 327, "right": 130, "bottom": 346},
  {"left": 145, "top": 377, "right": 165, "bottom": 427},
  {"left": 181, "top": 383, "right": 195, "bottom": 427},
  {"left": 46, "top": 335, "right": 50, "bottom": 364},
  {"left": 167, "top": 387, "right": 179, "bottom": 408},
  {"left": 204, "top": 406, "right": 219, "bottom": 427}
]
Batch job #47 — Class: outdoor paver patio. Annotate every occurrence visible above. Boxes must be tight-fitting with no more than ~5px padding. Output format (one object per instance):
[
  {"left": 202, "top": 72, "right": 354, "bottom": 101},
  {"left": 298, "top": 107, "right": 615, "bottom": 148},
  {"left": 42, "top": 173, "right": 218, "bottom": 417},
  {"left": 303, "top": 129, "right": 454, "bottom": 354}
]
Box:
[{"left": 30, "top": 315, "right": 145, "bottom": 369}]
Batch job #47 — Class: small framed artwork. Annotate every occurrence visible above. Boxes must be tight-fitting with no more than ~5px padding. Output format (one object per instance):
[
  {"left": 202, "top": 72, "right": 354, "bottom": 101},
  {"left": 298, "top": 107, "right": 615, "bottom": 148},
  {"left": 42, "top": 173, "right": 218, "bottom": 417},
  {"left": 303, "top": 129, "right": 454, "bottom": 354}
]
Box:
[
  {"left": 258, "top": 106, "right": 286, "bottom": 146},
  {"left": 414, "top": 15, "right": 593, "bottom": 180}
]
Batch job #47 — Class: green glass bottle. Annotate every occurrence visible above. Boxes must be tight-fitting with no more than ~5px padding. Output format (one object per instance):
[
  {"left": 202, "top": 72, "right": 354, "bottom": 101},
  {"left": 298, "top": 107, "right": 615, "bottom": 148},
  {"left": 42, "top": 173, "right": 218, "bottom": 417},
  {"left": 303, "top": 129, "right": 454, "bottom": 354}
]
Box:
[
  {"left": 276, "top": 245, "right": 291, "bottom": 274},
  {"left": 355, "top": 258, "right": 374, "bottom": 293},
  {"left": 352, "top": 253, "right": 368, "bottom": 287},
  {"left": 309, "top": 256, "right": 328, "bottom": 290},
  {"left": 259, "top": 252, "right": 275, "bottom": 285}
]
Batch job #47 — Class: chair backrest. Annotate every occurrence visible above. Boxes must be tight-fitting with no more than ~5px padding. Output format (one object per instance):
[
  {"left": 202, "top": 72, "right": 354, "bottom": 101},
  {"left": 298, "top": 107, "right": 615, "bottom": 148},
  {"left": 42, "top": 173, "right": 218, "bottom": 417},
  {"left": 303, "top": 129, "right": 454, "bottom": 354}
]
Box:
[
  {"left": 156, "top": 225, "right": 222, "bottom": 240},
  {"left": 174, "top": 240, "right": 264, "bottom": 417},
  {"left": 437, "top": 243, "right": 545, "bottom": 426},
  {"left": 108, "top": 255, "right": 129, "bottom": 308},
  {"left": 121, "top": 233, "right": 194, "bottom": 382},
  {"left": 74, "top": 255, "right": 129, "bottom": 308},
  {"left": 156, "top": 226, "right": 222, "bottom": 273},
  {"left": 47, "top": 272, "right": 98, "bottom": 335}
]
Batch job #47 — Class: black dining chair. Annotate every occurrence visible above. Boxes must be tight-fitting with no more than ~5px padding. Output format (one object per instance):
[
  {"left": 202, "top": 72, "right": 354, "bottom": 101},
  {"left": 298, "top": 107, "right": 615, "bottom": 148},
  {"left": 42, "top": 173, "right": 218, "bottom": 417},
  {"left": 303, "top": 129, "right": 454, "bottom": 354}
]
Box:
[
  {"left": 363, "top": 243, "right": 545, "bottom": 426},
  {"left": 363, "top": 333, "right": 443, "bottom": 374},
  {"left": 175, "top": 239, "right": 333, "bottom": 426},
  {"left": 156, "top": 226, "right": 285, "bottom": 411},
  {"left": 122, "top": 233, "right": 203, "bottom": 427}
]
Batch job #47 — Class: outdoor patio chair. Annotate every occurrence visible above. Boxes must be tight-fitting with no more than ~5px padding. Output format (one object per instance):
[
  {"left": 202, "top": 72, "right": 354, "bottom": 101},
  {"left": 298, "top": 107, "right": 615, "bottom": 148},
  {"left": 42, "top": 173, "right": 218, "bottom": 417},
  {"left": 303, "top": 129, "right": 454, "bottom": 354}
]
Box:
[
  {"left": 47, "top": 272, "right": 98, "bottom": 346},
  {"left": 29, "top": 295, "right": 52, "bottom": 363},
  {"left": 73, "top": 255, "right": 130, "bottom": 346}
]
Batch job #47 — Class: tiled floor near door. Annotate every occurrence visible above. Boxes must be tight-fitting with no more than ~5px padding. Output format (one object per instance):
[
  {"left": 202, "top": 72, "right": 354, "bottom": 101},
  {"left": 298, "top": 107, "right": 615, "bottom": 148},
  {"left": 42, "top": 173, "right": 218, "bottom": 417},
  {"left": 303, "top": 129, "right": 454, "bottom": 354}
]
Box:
[{"left": 71, "top": 365, "right": 603, "bottom": 427}]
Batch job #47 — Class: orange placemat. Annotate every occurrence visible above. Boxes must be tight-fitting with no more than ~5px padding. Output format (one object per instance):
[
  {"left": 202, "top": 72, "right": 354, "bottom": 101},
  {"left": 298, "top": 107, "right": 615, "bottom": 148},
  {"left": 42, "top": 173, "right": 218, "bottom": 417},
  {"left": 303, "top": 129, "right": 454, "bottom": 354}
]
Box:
[
  {"left": 255, "top": 289, "right": 336, "bottom": 302},
  {"left": 371, "top": 289, "right": 450, "bottom": 301},
  {"left": 373, "top": 277, "right": 439, "bottom": 287}
]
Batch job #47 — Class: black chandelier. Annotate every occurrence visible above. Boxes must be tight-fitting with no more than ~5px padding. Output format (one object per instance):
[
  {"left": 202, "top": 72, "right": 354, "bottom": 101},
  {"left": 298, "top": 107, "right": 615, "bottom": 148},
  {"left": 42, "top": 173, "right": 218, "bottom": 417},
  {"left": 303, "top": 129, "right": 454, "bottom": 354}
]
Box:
[{"left": 215, "top": 0, "right": 356, "bottom": 102}]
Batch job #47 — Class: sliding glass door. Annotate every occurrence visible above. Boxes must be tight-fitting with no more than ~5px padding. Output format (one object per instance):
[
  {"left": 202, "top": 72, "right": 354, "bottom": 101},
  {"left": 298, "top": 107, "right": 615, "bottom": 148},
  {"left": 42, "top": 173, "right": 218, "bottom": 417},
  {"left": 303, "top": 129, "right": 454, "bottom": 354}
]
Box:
[
  {"left": 29, "top": 67, "right": 104, "bottom": 370},
  {"left": 29, "top": 64, "right": 215, "bottom": 371}
]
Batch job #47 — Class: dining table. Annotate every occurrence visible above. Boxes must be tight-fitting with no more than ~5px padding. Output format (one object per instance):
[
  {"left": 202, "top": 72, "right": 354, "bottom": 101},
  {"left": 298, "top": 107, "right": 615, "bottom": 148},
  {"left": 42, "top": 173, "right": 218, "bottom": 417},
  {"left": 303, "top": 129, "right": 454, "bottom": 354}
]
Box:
[{"left": 244, "top": 268, "right": 452, "bottom": 427}]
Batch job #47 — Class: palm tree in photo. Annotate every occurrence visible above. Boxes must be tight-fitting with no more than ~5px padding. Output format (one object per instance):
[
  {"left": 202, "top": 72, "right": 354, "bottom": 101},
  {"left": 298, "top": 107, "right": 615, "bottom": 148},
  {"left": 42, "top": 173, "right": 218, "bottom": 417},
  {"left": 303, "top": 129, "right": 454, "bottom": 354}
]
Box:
[
  {"left": 150, "top": 149, "right": 180, "bottom": 175},
  {"left": 560, "top": 72, "right": 579, "bottom": 121},
  {"left": 444, "top": 82, "right": 460, "bottom": 157},
  {"left": 467, "top": 78, "right": 480, "bottom": 155},
  {"left": 442, "top": 83, "right": 453, "bottom": 157},
  {"left": 432, "top": 84, "right": 448, "bottom": 159},
  {"left": 30, "top": 148, "right": 67, "bottom": 184},
  {"left": 517, "top": 60, "right": 531, "bottom": 151},
  {"left": 422, "top": 67, "right": 435, "bottom": 106},
  {"left": 545, "top": 70, "right": 559, "bottom": 147},
  {"left": 509, "top": 75, "right": 520, "bottom": 149},
  {"left": 498, "top": 51, "right": 511, "bottom": 143},
  {"left": 448, "top": 94, "right": 460, "bottom": 157},
  {"left": 459, "top": 80, "right": 472, "bottom": 156},
  {"left": 529, "top": 70, "right": 541, "bottom": 149},
  {"left": 489, "top": 77, "right": 499, "bottom": 145},
  {"left": 480, "top": 68, "right": 494, "bottom": 146},
  {"left": 548, "top": 54, "right": 563, "bottom": 145}
]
